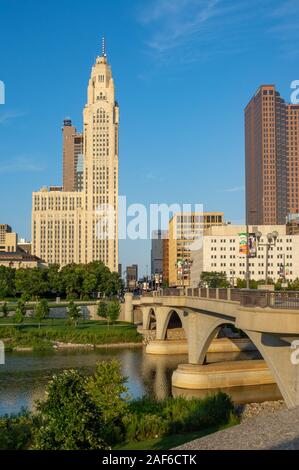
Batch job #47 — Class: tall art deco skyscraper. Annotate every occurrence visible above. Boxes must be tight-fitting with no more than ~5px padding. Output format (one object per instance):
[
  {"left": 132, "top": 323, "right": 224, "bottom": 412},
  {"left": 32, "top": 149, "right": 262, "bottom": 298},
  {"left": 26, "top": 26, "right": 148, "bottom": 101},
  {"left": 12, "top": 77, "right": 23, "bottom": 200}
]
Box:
[{"left": 32, "top": 41, "right": 119, "bottom": 272}]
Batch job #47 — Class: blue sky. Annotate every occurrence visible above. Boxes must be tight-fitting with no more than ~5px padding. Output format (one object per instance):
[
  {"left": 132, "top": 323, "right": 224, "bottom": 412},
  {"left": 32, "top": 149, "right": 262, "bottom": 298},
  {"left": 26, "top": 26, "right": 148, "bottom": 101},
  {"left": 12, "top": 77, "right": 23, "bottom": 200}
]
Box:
[{"left": 1, "top": 0, "right": 299, "bottom": 276}]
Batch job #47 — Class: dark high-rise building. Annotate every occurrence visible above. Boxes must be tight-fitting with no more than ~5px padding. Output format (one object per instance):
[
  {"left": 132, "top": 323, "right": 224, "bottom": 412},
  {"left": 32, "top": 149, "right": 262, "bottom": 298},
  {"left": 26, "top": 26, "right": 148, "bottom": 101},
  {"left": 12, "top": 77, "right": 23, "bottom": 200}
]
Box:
[
  {"left": 62, "top": 119, "right": 84, "bottom": 192},
  {"left": 118, "top": 263, "right": 122, "bottom": 277},
  {"left": 126, "top": 264, "right": 138, "bottom": 291},
  {"left": 151, "top": 230, "right": 167, "bottom": 276},
  {"left": 162, "top": 236, "right": 169, "bottom": 285},
  {"left": 245, "top": 85, "right": 299, "bottom": 225}
]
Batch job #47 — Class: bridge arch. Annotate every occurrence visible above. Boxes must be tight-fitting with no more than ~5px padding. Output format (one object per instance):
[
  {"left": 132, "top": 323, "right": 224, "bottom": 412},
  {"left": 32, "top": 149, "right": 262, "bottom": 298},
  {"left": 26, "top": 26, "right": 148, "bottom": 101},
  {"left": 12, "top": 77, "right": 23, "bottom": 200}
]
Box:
[
  {"left": 142, "top": 307, "right": 157, "bottom": 331},
  {"left": 192, "top": 318, "right": 294, "bottom": 408},
  {"left": 160, "top": 309, "right": 187, "bottom": 340}
]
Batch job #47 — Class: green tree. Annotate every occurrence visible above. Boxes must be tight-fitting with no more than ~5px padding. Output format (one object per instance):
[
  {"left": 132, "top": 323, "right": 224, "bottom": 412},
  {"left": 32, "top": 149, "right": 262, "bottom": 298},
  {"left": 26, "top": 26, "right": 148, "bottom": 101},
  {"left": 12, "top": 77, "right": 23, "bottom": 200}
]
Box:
[
  {"left": 97, "top": 301, "right": 108, "bottom": 322},
  {"left": 60, "top": 264, "right": 84, "bottom": 299},
  {"left": 87, "top": 261, "right": 111, "bottom": 297},
  {"left": 288, "top": 278, "right": 299, "bottom": 291},
  {"left": 236, "top": 278, "right": 259, "bottom": 289},
  {"left": 86, "top": 360, "right": 129, "bottom": 444},
  {"left": 14, "top": 300, "right": 26, "bottom": 324},
  {"left": 1, "top": 301, "right": 8, "bottom": 318},
  {"left": 48, "top": 264, "right": 64, "bottom": 297},
  {"left": 35, "top": 299, "right": 49, "bottom": 328},
  {"left": 67, "top": 301, "right": 82, "bottom": 328},
  {"left": 15, "top": 268, "right": 49, "bottom": 300},
  {"left": 200, "top": 272, "right": 230, "bottom": 288},
  {"left": 82, "top": 272, "right": 97, "bottom": 298},
  {"left": 0, "top": 266, "right": 16, "bottom": 299},
  {"left": 104, "top": 271, "right": 122, "bottom": 297},
  {"left": 107, "top": 301, "right": 120, "bottom": 326},
  {"left": 33, "top": 370, "right": 109, "bottom": 450}
]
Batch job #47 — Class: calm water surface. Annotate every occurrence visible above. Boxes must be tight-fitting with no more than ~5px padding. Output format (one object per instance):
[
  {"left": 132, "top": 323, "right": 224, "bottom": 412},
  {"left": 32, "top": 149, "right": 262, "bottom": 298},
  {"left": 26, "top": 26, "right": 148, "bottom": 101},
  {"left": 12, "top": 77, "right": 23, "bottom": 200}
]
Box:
[{"left": 0, "top": 348, "right": 281, "bottom": 416}]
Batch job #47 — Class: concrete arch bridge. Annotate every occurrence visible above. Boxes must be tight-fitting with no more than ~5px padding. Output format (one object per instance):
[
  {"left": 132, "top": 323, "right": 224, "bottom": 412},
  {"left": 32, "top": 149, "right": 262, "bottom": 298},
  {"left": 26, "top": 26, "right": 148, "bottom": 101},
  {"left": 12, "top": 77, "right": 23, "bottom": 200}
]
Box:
[{"left": 124, "top": 288, "right": 299, "bottom": 409}]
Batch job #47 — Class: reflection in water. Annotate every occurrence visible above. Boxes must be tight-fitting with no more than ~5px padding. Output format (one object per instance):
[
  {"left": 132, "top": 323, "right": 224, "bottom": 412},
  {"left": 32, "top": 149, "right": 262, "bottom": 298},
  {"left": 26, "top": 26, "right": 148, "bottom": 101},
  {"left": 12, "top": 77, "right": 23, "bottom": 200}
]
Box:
[
  {"left": 0, "top": 348, "right": 183, "bottom": 416},
  {"left": 0, "top": 348, "right": 281, "bottom": 416}
]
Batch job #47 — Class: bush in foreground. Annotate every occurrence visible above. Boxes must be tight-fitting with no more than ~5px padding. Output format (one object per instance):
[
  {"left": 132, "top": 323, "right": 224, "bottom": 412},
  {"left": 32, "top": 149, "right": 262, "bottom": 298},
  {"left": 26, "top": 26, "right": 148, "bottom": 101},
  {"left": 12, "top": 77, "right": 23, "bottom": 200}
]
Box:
[
  {"left": 33, "top": 369, "right": 109, "bottom": 450},
  {"left": 125, "top": 393, "right": 235, "bottom": 442}
]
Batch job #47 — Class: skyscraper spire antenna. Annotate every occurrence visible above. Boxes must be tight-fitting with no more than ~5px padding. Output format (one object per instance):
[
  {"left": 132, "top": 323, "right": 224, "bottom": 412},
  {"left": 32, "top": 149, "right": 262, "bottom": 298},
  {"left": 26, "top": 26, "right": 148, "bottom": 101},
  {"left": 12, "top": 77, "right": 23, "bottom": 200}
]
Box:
[{"left": 102, "top": 36, "right": 106, "bottom": 57}]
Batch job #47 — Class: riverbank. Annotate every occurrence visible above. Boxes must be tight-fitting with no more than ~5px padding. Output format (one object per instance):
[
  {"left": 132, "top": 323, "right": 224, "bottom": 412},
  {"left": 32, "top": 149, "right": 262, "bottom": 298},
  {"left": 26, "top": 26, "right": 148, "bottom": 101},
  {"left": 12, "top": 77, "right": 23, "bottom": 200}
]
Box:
[
  {"left": 236, "top": 400, "right": 286, "bottom": 421},
  {"left": 176, "top": 402, "right": 297, "bottom": 450},
  {"left": 0, "top": 320, "right": 142, "bottom": 351}
]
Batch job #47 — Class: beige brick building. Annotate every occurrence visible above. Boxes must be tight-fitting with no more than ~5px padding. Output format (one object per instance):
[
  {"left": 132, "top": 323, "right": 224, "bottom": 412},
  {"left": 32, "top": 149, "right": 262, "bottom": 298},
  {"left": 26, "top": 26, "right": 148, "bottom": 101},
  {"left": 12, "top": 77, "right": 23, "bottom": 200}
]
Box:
[
  {"left": 32, "top": 45, "right": 119, "bottom": 271},
  {"left": 168, "top": 212, "right": 224, "bottom": 287},
  {"left": 0, "top": 224, "right": 17, "bottom": 253}
]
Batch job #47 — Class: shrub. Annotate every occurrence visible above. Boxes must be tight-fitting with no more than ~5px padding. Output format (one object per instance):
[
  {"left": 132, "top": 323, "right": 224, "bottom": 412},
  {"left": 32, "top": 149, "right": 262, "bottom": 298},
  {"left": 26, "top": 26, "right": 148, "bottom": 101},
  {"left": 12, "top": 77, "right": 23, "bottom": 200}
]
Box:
[
  {"left": 124, "top": 413, "right": 168, "bottom": 442},
  {"left": 97, "top": 302, "right": 108, "bottom": 321},
  {"left": 33, "top": 370, "right": 109, "bottom": 450},
  {"left": 107, "top": 301, "right": 120, "bottom": 325},
  {"left": 126, "top": 392, "right": 235, "bottom": 441},
  {"left": 0, "top": 411, "right": 36, "bottom": 450},
  {"left": 67, "top": 301, "right": 82, "bottom": 328},
  {"left": 35, "top": 299, "right": 49, "bottom": 327},
  {"left": 14, "top": 301, "right": 26, "bottom": 324},
  {"left": 86, "top": 360, "right": 129, "bottom": 444}
]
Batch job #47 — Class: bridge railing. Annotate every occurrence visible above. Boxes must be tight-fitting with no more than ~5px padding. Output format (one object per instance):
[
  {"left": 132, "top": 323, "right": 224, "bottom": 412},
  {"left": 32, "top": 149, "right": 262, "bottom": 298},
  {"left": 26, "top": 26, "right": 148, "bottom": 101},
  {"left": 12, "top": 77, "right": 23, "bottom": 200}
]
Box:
[
  {"left": 239, "top": 290, "right": 299, "bottom": 309},
  {"left": 218, "top": 288, "right": 228, "bottom": 300},
  {"left": 146, "top": 287, "right": 299, "bottom": 309}
]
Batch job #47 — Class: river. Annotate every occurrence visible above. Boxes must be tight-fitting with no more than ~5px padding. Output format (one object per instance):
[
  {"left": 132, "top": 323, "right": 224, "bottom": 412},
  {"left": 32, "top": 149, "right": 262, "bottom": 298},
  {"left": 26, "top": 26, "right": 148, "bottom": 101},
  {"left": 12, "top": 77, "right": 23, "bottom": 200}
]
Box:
[{"left": 0, "top": 347, "right": 281, "bottom": 416}]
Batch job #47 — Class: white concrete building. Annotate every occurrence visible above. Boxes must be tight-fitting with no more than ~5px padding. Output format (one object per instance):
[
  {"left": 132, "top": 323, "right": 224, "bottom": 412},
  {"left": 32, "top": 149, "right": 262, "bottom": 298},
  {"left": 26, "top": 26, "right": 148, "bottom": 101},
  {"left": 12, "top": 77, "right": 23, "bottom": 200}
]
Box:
[{"left": 190, "top": 225, "right": 299, "bottom": 286}]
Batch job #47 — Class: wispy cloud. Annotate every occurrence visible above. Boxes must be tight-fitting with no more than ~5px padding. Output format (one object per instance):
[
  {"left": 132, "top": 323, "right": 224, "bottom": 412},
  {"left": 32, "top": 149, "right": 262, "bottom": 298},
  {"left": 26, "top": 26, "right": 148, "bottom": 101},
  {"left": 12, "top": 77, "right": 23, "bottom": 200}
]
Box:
[
  {"left": 138, "top": 0, "right": 221, "bottom": 55},
  {"left": 0, "top": 157, "right": 44, "bottom": 174},
  {"left": 137, "top": 0, "right": 264, "bottom": 62},
  {"left": 137, "top": 0, "right": 299, "bottom": 63},
  {"left": 0, "top": 110, "right": 26, "bottom": 125},
  {"left": 223, "top": 185, "right": 245, "bottom": 193},
  {"left": 268, "top": 0, "right": 299, "bottom": 57}
]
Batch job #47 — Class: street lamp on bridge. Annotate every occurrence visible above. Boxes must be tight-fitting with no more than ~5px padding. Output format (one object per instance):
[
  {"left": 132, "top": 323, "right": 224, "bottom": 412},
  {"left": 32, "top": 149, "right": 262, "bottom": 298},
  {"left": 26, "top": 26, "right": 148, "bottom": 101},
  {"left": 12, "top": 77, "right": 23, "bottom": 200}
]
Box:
[{"left": 255, "top": 231, "right": 279, "bottom": 285}]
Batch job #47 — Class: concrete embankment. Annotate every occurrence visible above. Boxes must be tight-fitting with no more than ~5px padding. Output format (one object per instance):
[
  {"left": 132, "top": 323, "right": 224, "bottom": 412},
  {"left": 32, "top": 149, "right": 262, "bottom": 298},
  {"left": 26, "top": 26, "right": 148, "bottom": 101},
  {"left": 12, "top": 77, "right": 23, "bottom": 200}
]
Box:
[
  {"left": 146, "top": 338, "right": 256, "bottom": 355},
  {"left": 172, "top": 360, "right": 275, "bottom": 390}
]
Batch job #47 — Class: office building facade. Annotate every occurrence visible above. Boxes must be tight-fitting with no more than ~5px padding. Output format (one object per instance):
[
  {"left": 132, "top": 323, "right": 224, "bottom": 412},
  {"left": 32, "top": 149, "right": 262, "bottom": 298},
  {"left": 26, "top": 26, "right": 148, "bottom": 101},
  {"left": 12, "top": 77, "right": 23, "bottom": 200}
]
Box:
[
  {"left": 190, "top": 224, "right": 299, "bottom": 286},
  {"left": 168, "top": 212, "right": 224, "bottom": 287},
  {"left": 245, "top": 85, "right": 299, "bottom": 225}
]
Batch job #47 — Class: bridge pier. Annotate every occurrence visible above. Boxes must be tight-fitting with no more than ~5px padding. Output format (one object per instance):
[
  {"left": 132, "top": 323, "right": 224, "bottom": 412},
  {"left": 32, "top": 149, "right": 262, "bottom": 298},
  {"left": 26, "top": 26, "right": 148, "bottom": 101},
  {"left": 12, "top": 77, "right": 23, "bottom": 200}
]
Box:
[
  {"left": 124, "top": 293, "right": 134, "bottom": 323},
  {"left": 145, "top": 337, "right": 256, "bottom": 356}
]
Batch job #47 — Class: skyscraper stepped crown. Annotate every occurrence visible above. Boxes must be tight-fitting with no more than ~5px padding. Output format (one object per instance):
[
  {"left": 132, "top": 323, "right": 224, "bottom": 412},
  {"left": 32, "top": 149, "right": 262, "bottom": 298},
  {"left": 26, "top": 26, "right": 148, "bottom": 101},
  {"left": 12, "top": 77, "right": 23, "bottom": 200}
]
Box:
[{"left": 32, "top": 39, "right": 119, "bottom": 271}]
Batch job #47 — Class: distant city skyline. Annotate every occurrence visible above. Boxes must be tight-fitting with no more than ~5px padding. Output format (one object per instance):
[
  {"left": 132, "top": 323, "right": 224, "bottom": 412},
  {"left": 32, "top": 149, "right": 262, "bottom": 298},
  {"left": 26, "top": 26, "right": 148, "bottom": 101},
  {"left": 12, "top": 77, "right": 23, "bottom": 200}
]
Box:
[{"left": 2, "top": 0, "right": 299, "bottom": 275}]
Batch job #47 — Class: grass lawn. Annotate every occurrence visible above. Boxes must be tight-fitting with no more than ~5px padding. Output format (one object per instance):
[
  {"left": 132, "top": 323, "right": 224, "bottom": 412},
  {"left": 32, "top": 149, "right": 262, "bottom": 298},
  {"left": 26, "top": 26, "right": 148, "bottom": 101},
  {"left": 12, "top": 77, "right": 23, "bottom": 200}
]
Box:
[
  {"left": 0, "top": 320, "right": 142, "bottom": 351},
  {"left": 114, "top": 423, "right": 234, "bottom": 450}
]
